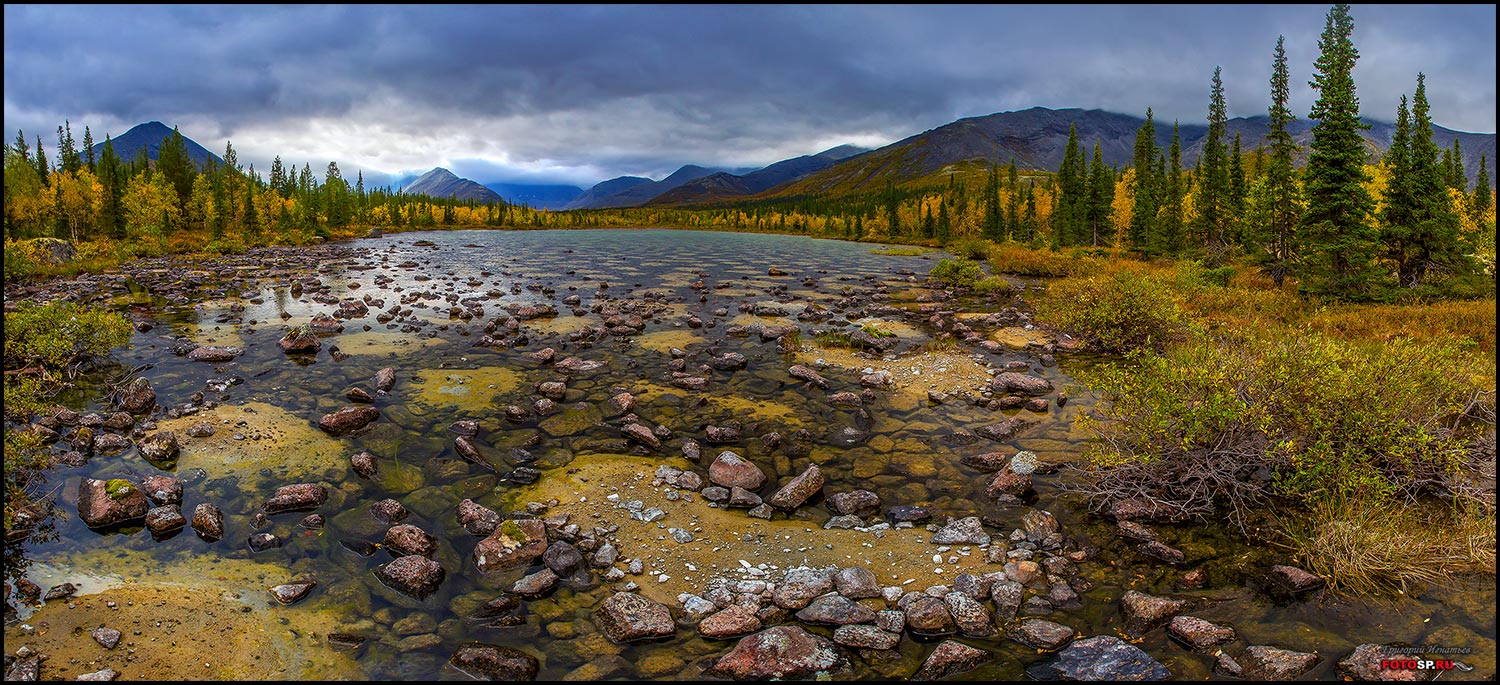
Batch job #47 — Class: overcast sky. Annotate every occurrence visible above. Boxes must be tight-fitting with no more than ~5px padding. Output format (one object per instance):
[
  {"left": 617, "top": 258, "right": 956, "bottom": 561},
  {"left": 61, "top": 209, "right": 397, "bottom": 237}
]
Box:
[{"left": 4, "top": 4, "right": 1494, "bottom": 189}]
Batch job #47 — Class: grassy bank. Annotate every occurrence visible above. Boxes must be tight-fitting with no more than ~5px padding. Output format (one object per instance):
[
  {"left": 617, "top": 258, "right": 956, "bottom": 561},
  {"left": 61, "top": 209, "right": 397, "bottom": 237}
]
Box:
[{"left": 1023, "top": 252, "right": 1495, "bottom": 594}]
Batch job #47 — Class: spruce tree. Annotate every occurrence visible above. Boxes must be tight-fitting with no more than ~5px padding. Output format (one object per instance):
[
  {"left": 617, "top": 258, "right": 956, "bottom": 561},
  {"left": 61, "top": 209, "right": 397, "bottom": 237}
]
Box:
[
  {"left": 1086, "top": 142, "right": 1113, "bottom": 246},
  {"left": 1128, "top": 108, "right": 1158, "bottom": 251},
  {"left": 1151, "top": 122, "right": 1185, "bottom": 256},
  {"left": 97, "top": 136, "right": 125, "bottom": 239},
  {"left": 1471, "top": 154, "right": 1492, "bottom": 229},
  {"left": 82, "top": 126, "right": 96, "bottom": 172},
  {"left": 1299, "top": 4, "right": 1382, "bottom": 299},
  {"left": 1447, "top": 139, "right": 1466, "bottom": 190},
  {"left": 1396, "top": 73, "right": 1467, "bottom": 287},
  {"left": 12, "top": 130, "right": 31, "bottom": 168},
  {"left": 1228, "top": 131, "right": 1246, "bottom": 243},
  {"left": 1195, "top": 67, "right": 1230, "bottom": 249},
  {"left": 1055, "top": 123, "right": 1085, "bottom": 247},
  {"left": 156, "top": 127, "right": 196, "bottom": 210},
  {"left": 983, "top": 163, "right": 1002, "bottom": 241},
  {"left": 1380, "top": 94, "right": 1417, "bottom": 278},
  {"left": 34, "top": 135, "right": 49, "bottom": 188}
]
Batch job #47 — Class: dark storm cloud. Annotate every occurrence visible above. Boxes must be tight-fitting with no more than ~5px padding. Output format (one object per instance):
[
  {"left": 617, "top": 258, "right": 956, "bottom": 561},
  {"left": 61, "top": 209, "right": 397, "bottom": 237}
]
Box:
[{"left": 4, "top": 5, "right": 1493, "bottom": 187}]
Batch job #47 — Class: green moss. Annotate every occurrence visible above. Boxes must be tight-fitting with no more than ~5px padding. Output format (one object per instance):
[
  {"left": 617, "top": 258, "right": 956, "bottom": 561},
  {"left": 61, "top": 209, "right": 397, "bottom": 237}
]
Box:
[{"left": 105, "top": 479, "right": 136, "bottom": 501}]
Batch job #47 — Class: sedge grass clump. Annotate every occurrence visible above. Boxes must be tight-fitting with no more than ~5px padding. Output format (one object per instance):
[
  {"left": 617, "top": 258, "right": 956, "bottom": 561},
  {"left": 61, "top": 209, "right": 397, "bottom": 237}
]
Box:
[
  {"left": 1278, "top": 495, "right": 1495, "bottom": 596},
  {"left": 946, "top": 237, "right": 992, "bottom": 261}
]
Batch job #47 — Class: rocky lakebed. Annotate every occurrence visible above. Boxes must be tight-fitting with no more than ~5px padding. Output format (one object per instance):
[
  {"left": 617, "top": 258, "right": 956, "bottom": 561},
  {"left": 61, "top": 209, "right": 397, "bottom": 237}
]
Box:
[{"left": 3, "top": 228, "right": 1494, "bottom": 681}]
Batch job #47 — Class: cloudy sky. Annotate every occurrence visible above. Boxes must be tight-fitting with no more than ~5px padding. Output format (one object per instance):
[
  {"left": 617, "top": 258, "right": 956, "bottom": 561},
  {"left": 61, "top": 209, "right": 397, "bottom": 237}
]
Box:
[{"left": 4, "top": 4, "right": 1494, "bottom": 189}]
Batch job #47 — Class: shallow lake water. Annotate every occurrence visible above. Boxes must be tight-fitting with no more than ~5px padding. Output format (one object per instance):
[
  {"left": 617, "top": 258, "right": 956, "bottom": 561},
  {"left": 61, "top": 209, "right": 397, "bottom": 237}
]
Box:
[{"left": 4, "top": 228, "right": 1493, "bottom": 680}]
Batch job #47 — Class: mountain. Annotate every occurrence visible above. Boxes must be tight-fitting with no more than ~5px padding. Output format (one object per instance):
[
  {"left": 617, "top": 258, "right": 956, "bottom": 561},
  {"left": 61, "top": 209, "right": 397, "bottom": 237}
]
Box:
[
  {"left": 772, "top": 107, "right": 1495, "bottom": 197},
  {"left": 649, "top": 145, "right": 871, "bottom": 206},
  {"left": 402, "top": 168, "right": 505, "bottom": 204},
  {"left": 483, "top": 183, "right": 582, "bottom": 210},
  {"left": 89, "top": 121, "right": 223, "bottom": 169},
  {"left": 563, "top": 165, "right": 728, "bottom": 209},
  {"left": 562, "top": 176, "right": 655, "bottom": 210}
]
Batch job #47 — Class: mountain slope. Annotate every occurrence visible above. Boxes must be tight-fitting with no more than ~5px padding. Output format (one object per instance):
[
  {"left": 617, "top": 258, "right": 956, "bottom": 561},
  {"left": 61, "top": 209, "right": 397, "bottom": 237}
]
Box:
[
  {"left": 771, "top": 107, "right": 1494, "bottom": 198},
  {"left": 89, "top": 121, "right": 223, "bottom": 169},
  {"left": 403, "top": 168, "right": 505, "bottom": 204}
]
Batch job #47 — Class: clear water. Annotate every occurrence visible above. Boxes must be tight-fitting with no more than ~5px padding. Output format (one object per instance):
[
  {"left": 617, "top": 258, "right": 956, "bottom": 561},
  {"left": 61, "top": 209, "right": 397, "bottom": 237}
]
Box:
[{"left": 6, "top": 228, "right": 1493, "bottom": 680}]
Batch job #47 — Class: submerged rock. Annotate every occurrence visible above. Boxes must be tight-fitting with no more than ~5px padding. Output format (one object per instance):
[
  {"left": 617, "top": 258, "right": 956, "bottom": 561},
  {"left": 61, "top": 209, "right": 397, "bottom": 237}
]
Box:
[
  {"left": 767, "top": 463, "right": 825, "bottom": 510},
  {"left": 594, "top": 592, "right": 676, "bottom": 643},
  {"left": 1239, "top": 645, "right": 1320, "bottom": 680},
  {"left": 912, "top": 640, "right": 993, "bottom": 680},
  {"left": 1027, "top": 635, "right": 1171, "bottom": 681},
  {"left": 77, "top": 478, "right": 148, "bottom": 529},
  {"left": 448, "top": 642, "right": 540, "bottom": 681},
  {"left": 705, "top": 626, "right": 847, "bottom": 680},
  {"left": 375, "top": 555, "right": 446, "bottom": 599},
  {"left": 262, "top": 483, "right": 329, "bottom": 514},
  {"left": 317, "top": 405, "right": 380, "bottom": 436}
]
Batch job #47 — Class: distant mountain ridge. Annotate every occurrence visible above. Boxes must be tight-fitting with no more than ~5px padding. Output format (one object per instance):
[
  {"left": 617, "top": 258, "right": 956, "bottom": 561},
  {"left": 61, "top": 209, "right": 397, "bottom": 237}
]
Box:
[
  {"left": 771, "top": 107, "right": 1494, "bottom": 198},
  {"left": 88, "top": 121, "right": 222, "bottom": 168},
  {"left": 482, "top": 183, "right": 582, "bottom": 210},
  {"left": 648, "top": 145, "right": 871, "bottom": 206},
  {"left": 402, "top": 168, "right": 505, "bottom": 204}
]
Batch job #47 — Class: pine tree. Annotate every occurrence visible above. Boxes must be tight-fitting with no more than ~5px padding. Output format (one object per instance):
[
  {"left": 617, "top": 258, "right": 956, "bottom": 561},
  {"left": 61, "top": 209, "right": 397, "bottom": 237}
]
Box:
[
  {"left": 1299, "top": 4, "right": 1382, "bottom": 299},
  {"left": 1195, "top": 67, "right": 1231, "bottom": 249},
  {"left": 936, "top": 197, "right": 951, "bottom": 242},
  {"left": 270, "top": 156, "right": 288, "bottom": 198},
  {"left": 1127, "top": 108, "right": 1159, "bottom": 250}
]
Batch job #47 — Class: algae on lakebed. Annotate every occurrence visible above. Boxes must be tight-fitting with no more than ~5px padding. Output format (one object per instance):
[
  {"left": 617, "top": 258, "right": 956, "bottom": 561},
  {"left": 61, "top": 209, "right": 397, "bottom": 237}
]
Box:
[
  {"left": 5, "top": 547, "right": 363, "bottom": 680},
  {"left": 499, "top": 453, "right": 994, "bottom": 608},
  {"left": 153, "top": 401, "right": 347, "bottom": 489},
  {"left": 408, "top": 366, "right": 524, "bottom": 412}
]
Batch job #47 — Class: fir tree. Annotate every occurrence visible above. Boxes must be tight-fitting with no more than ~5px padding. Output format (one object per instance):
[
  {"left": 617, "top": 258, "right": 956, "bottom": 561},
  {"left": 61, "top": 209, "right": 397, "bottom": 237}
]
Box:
[
  {"left": 12, "top": 130, "right": 31, "bottom": 168},
  {"left": 1299, "top": 4, "right": 1382, "bottom": 299},
  {"left": 82, "top": 126, "right": 95, "bottom": 171},
  {"left": 57, "top": 121, "right": 80, "bottom": 174},
  {"left": 156, "top": 127, "right": 197, "bottom": 210}
]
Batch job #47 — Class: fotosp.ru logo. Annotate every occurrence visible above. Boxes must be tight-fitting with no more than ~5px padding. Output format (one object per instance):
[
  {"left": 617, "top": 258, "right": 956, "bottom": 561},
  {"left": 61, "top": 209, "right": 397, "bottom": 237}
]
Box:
[
  {"left": 1379, "top": 646, "right": 1475, "bottom": 673},
  {"left": 1379, "top": 658, "right": 1459, "bottom": 671}
]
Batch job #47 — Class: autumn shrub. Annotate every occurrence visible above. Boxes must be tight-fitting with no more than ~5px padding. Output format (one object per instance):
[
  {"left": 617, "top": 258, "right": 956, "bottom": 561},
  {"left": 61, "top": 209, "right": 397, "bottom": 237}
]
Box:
[
  {"left": 988, "top": 243, "right": 1102, "bottom": 277},
  {"left": 946, "top": 237, "right": 992, "bottom": 260},
  {"left": 1034, "top": 265, "right": 1187, "bottom": 353},
  {"left": 971, "top": 275, "right": 1014, "bottom": 295},
  {"left": 928, "top": 257, "right": 983, "bottom": 288},
  {"left": 3, "top": 301, "right": 131, "bottom": 530},
  {"left": 1069, "top": 330, "right": 1495, "bottom": 527}
]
